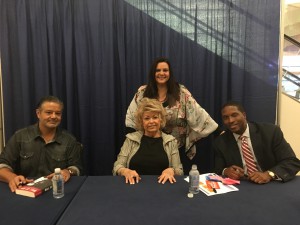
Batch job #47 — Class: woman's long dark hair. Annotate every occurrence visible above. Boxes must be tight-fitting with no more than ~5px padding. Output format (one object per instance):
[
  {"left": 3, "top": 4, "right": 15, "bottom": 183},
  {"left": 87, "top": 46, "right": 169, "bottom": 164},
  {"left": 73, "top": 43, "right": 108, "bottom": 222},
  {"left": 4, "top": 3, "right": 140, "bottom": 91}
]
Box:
[{"left": 143, "top": 57, "right": 180, "bottom": 107}]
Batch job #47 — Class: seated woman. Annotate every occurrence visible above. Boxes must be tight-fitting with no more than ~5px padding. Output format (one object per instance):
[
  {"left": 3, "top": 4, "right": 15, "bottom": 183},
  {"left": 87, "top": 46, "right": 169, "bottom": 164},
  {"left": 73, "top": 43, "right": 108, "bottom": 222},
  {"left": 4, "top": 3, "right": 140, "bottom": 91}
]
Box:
[{"left": 113, "top": 98, "right": 183, "bottom": 184}]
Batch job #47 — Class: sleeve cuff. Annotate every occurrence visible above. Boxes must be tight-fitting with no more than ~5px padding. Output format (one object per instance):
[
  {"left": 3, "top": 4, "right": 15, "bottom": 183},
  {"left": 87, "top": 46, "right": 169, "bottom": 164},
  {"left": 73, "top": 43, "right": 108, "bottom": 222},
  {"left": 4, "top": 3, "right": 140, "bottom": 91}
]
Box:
[{"left": 222, "top": 168, "right": 227, "bottom": 176}]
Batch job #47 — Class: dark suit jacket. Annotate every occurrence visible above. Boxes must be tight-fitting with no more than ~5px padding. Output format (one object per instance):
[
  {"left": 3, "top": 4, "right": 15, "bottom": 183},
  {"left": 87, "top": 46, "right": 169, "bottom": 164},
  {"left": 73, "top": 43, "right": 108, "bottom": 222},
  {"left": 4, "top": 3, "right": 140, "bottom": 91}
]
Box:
[{"left": 213, "top": 122, "right": 300, "bottom": 182}]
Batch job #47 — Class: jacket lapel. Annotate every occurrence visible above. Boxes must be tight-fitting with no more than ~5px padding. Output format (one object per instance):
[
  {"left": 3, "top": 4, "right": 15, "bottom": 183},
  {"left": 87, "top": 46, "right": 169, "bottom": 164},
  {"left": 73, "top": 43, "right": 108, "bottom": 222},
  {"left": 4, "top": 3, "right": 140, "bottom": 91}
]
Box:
[
  {"left": 225, "top": 131, "right": 244, "bottom": 167},
  {"left": 248, "top": 123, "right": 264, "bottom": 169}
]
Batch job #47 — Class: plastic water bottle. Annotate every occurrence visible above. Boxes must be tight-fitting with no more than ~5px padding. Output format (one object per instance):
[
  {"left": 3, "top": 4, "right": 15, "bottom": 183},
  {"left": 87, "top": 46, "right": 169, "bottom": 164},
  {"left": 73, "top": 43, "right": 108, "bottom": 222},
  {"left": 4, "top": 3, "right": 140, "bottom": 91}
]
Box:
[
  {"left": 52, "top": 168, "right": 64, "bottom": 199},
  {"left": 189, "top": 164, "right": 200, "bottom": 194}
]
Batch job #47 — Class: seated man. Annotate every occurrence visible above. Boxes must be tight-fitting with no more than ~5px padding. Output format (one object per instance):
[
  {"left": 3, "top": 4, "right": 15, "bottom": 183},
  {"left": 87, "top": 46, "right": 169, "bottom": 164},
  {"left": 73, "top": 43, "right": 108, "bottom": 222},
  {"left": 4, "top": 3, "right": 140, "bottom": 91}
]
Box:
[
  {"left": 0, "top": 96, "right": 83, "bottom": 192},
  {"left": 213, "top": 101, "right": 300, "bottom": 184}
]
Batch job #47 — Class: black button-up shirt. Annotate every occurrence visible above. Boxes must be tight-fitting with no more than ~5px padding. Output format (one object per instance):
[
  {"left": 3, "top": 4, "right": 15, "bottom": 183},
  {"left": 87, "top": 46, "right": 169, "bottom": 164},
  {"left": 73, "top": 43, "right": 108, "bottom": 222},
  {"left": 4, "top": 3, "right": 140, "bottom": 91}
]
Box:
[{"left": 0, "top": 124, "right": 83, "bottom": 177}]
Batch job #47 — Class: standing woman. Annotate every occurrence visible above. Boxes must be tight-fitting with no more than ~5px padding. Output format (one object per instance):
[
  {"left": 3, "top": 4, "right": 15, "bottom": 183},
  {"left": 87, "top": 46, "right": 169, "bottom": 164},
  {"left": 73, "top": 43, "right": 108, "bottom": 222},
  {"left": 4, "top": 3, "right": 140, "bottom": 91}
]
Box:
[
  {"left": 114, "top": 98, "right": 183, "bottom": 184},
  {"left": 126, "top": 57, "right": 219, "bottom": 171}
]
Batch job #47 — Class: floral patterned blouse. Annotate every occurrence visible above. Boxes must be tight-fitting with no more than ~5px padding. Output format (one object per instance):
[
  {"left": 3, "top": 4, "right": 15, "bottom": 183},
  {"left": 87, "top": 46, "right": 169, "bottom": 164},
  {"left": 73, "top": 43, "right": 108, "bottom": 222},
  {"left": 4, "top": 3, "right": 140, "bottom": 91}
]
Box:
[{"left": 125, "top": 84, "right": 218, "bottom": 159}]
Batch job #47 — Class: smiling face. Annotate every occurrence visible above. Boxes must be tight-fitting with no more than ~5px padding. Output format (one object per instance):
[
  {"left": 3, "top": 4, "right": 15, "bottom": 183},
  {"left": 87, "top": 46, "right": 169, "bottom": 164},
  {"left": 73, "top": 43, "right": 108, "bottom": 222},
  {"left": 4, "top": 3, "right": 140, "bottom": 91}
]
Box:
[
  {"left": 36, "top": 101, "right": 62, "bottom": 131},
  {"left": 221, "top": 105, "right": 247, "bottom": 135},
  {"left": 155, "top": 62, "right": 170, "bottom": 85},
  {"left": 142, "top": 111, "right": 162, "bottom": 137}
]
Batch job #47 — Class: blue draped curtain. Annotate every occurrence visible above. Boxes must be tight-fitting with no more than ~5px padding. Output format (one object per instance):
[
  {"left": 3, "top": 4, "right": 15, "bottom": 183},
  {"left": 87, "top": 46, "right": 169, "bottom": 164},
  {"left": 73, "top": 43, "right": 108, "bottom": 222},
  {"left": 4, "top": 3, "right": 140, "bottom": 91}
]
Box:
[{"left": 0, "top": 0, "right": 280, "bottom": 174}]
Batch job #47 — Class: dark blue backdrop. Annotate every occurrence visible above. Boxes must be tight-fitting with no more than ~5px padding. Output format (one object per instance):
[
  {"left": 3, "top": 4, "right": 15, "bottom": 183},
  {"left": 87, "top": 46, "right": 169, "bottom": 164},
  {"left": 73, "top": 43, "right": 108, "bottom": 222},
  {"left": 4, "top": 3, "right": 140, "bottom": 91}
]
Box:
[{"left": 0, "top": 0, "right": 280, "bottom": 175}]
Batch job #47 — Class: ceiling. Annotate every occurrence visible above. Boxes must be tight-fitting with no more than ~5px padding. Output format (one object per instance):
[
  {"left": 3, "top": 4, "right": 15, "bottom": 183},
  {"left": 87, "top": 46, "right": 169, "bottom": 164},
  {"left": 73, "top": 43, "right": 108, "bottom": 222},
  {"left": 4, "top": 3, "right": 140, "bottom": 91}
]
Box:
[{"left": 284, "top": 2, "right": 300, "bottom": 42}]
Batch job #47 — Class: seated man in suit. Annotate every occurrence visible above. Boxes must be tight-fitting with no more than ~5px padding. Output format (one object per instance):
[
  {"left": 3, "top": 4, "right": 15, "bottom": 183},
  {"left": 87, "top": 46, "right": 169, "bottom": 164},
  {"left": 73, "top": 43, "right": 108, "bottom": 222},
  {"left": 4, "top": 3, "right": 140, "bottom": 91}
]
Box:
[
  {"left": 0, "top": 96, "right": 83, "bottom": 192},
  {"left": 213, "top": 101, "right": 300, "bottom": 184}
]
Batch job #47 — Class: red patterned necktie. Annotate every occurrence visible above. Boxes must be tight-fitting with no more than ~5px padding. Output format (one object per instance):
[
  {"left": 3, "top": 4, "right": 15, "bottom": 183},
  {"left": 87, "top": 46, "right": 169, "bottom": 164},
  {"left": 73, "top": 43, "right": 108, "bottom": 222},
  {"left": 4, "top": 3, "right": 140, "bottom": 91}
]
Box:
[{"left": 239, "top": 136, "right": 257, "bottom": 175}]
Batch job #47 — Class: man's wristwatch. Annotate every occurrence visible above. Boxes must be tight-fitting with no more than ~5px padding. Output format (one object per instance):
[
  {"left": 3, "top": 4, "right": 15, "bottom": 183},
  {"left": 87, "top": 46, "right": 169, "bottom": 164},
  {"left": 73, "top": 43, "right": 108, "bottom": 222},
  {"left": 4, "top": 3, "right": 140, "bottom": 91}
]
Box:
[
  {"left": 267, "top": 170, "right": 276, "bottom": 180},
  {"left": 68, "top": 168, "right": 75, "bottom": 176}
]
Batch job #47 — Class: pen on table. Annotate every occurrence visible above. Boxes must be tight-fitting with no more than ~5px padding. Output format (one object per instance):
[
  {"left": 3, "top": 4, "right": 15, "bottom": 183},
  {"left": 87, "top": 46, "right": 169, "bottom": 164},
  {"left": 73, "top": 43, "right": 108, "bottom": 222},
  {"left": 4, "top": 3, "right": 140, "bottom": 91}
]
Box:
[{"left": 210, "top": 182, "right": 217, "bottom": 193}]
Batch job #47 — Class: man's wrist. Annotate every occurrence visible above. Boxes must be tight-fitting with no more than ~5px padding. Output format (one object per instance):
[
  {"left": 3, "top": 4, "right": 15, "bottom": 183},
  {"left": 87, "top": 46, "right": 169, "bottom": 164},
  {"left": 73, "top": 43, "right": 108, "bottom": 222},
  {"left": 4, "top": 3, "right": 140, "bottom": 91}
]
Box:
[{"left": 267, "top": 170, "right": 278, "bottom": 180}]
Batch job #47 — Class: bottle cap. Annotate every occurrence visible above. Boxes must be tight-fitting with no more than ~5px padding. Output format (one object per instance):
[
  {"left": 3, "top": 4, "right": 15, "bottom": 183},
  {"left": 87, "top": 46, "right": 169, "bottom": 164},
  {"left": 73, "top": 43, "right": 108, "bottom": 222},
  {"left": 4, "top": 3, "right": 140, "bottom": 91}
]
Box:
[
  {"left": 187, "top": 193, "right": 194, "bottom": 198},
  {"left": 55, "top": 168, "right": 61, "bottom": 173},
  {"left": 192, "top": 164, "right": 197, "bottom": 170}
]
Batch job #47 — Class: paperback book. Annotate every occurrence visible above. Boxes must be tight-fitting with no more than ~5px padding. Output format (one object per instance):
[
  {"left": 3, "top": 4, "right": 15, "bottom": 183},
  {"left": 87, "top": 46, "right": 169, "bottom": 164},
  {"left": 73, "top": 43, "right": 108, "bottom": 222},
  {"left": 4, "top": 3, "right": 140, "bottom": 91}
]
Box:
[{"left": 16, "top": 177, "right": 53, "bottom": 198}]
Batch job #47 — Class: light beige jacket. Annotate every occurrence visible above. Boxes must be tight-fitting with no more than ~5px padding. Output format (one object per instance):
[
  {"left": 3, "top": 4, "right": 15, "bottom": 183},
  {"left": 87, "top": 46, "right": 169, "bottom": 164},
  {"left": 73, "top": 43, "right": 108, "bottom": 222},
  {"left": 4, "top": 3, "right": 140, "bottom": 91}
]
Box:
[{"left": 113, "top": 131, "right": 183, "bottom": 176}]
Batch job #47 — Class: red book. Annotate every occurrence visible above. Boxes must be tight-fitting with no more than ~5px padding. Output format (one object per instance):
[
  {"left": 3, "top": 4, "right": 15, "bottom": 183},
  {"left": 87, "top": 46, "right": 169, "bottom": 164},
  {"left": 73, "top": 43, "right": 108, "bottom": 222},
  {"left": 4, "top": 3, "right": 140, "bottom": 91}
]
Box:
[{"left": 15, "top": 177, "right": 52, "bottom": 198}]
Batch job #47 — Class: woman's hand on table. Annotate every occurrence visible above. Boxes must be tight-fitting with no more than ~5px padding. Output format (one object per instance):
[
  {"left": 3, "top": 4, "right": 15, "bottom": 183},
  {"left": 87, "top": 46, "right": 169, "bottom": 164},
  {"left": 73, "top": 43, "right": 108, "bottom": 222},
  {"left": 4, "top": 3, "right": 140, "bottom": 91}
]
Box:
[
  {"left": 158, "top": 168, "right": 176, "bottom": 184},
  {"left": 120, "top": 168, "right": 141, "bottom": 184}
]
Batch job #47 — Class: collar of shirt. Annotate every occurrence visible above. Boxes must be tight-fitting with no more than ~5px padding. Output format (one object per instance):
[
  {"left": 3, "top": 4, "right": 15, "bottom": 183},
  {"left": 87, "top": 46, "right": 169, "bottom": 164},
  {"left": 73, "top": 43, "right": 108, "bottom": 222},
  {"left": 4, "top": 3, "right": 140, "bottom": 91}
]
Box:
[
  {"left": 233, "top": 123, "right": 250, "bottom": 142},
  {"left": 33, "top": 123, "right": 63, "bottom": 144}
]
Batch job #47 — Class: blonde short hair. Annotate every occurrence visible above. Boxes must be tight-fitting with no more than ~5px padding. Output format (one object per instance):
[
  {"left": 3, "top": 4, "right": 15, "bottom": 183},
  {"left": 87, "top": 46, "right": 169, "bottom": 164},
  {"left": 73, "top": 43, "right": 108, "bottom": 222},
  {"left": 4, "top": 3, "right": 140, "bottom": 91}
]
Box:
[{"left": 135, "top": 98, "right": 167, "bottom": 131}]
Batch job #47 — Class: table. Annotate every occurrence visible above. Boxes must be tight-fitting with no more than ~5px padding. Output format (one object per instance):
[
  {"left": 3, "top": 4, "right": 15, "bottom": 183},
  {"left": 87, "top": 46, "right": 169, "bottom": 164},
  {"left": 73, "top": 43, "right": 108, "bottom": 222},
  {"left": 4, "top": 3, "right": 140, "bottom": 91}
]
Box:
[
  {"left": 56, "top": 176, "right": 300, "bottom": 225},
  {"left": 0, "top": 176, "right": 86, "bottom": 225}
]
